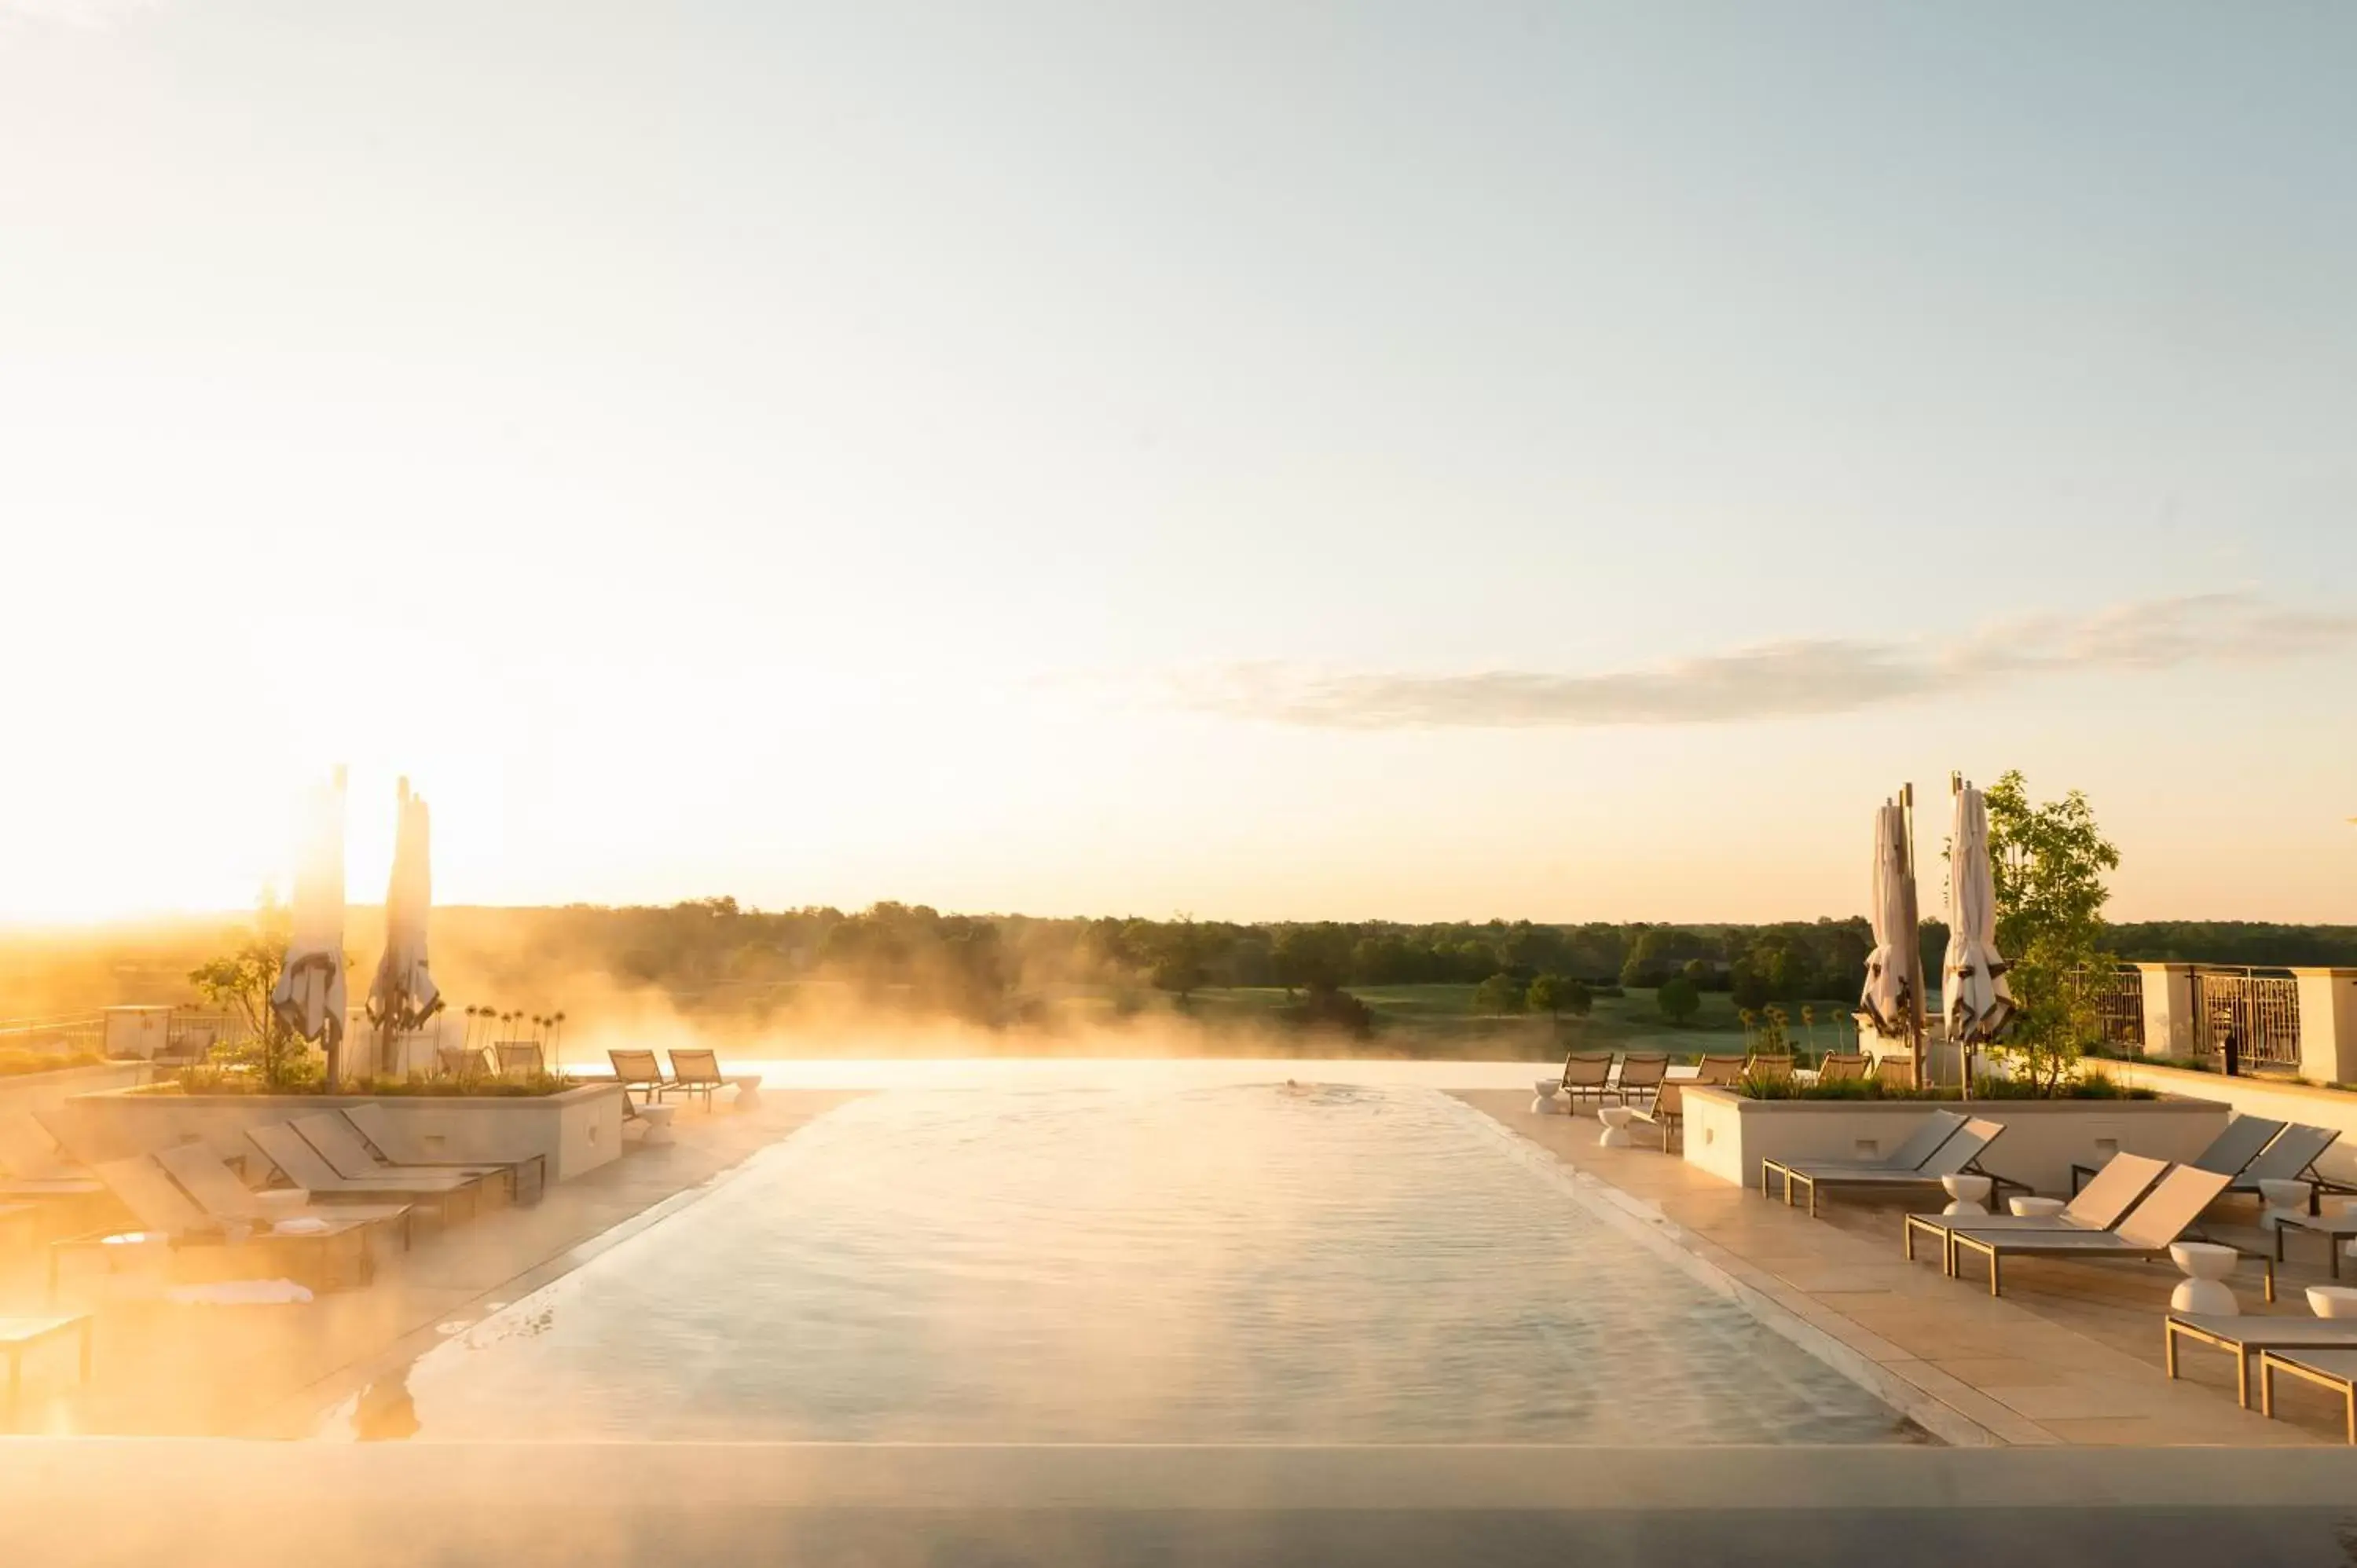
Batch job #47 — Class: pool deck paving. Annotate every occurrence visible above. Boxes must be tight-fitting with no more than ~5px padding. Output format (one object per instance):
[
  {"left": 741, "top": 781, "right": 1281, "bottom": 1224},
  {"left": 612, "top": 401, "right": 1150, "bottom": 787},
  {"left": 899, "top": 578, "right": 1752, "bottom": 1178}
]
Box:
[
  {"left": 0, "top": 1089, "right": 867, "bottom": 1437},
  {"left": 1455, "top": 1089, "right": 2352, "bottom": 1448}
]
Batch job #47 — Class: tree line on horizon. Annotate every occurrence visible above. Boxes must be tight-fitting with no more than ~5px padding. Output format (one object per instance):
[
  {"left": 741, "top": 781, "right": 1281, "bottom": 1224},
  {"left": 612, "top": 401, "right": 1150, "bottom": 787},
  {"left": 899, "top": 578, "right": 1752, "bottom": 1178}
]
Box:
[
  {"left": 408, "top": 901, "right": 2357, "bottom": 1027},
  {"left": 8, "top": 899, "right": 2355, "bottom": 1031}
]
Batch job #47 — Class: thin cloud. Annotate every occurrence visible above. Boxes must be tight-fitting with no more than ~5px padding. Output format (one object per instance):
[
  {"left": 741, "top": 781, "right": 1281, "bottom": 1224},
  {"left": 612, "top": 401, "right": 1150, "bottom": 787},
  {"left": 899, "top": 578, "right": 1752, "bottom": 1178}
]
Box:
[{"left": 1173, "top": 592, "right": 2357, "bottom": 731}]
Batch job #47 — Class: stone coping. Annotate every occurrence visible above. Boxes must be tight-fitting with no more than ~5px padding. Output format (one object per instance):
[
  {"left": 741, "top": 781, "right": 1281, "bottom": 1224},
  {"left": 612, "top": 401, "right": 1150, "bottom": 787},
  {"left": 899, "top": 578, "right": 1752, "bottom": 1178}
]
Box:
[
  {"left": 0, "top": 1060, "right": 144, "bottom": 1086},
  {"left": 75, "top": 1081, "right": 624, "bottom": 1108},
  {"left": 5, "top": 1439, "right": 2357, "bottom": 1513},
  {"left": 2117, "top": 1060, "right": 2357, "bottom": 1108},
  {"left": 1682, "top": 1085, "right": 2220, "bottom": 1114}
]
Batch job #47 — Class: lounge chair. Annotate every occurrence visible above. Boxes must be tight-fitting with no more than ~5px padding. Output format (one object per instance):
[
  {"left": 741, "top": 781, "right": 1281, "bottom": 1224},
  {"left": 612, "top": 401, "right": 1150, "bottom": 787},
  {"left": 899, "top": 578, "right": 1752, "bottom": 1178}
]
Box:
[
  {"left": 1611, "top": 1054, "right": 1669, "bottom": 1112},
  {"left": 2165, "top": 1311, "right": 2357, "bottom": 1409},
  {"left": 670, "top": 1048, "right": 761, "bottom": 1110},
  {"left": 49, "top": 1155, "right": 377, "bottom": 1299},
  {"left": 1948, "top": 1167, "right": 2264, "bottom": 1299},
  {"left": 1903, "top": 1152, "right": 2169, "bottom": 1270},
  {"left": 1546, "top": 1054, "right": 1615, "bottom": 1112},
  {"left": 343, "top": 1104, "right": 548, "bottom": 1203},
  {"left": 494, "top": 1042, "right": 545, "bottom": 1079},
  {"left": 2070, "top": 1115, "right": 2283, "bottom": 1194},
  {"left": 1633, "top": 1081, "right": 1686, "bottom": 1149},
  {"left": 1692, "top": 1055, "right": 1747, "bottom": 1086},
  {"left": 1776, "top": 1116, "right": 2009, "bottom": 1218},
  {"left": 291, "top": 1112, "right": 530, "bottom": 1206},
  {"left": 436, "top": 1045, "right": 490, "bottom": 1079},
  {"left": 1761, "top": 1110, "right": 1963, "bottom": 1207},
  {"left": 0, "top": 1115, "right": 103, "bottom": 1200},
  {"left": 609, "top": 1049, "right": 673, "bottom": 1105},
  {"left": 1813, "top": 1053, "right": 1868, "bottom": 1083},
  {"left": 2226, "top": 1123, "right": 2348, "bottom": 1210},
  {"left": 2258, "top": 1347, "right": 2357, "bottom": 1444},
  {"left": 1870, "top": 1056, "right": 1916, "bottom": 1089},
  {"left": 1744, "top": 1053, "right": 1794, "bottom": 1083},
  {"left": 245, "top": 1126, "right": 483, "bottom": 1225},
  {"left": 151, "top": 1141, "right": 414, "bottom": 1253}
]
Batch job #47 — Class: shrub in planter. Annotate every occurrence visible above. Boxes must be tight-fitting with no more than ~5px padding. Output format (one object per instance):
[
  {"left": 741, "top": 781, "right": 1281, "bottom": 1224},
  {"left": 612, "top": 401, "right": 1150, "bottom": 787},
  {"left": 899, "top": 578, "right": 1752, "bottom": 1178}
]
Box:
[{"left": 1734, "top": 1071, "right": 2154, "bottom": 1102}]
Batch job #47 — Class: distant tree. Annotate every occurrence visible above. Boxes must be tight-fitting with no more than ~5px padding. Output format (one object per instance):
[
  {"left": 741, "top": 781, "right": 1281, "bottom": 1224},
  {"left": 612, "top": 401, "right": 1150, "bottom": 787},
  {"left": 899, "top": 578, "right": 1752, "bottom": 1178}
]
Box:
[
  {"left": 1272, "top": 925, "right": 1350, "bottom": 995},
  {"left": 1147, "top": 920, "right": 1227, "bottom": 1006},
  {"left": 1472, "top": 972, "right": 1527, "bottom": 1016},
  {"left": 1560, "top": 977, "right": 1593, "bottom": 1017},
  {"left": 1656, "top": 975, "right": 1701, "bottom": 1025},
  {"left": 1526, "top": 973, "right": 1564, "bottom": 1018},
  {"left": 1504, "top": 921, "right": 1568, "bottom": 975},
  {"left": 1728, "top": 957, "right": 1771, "bottom": 1010}
]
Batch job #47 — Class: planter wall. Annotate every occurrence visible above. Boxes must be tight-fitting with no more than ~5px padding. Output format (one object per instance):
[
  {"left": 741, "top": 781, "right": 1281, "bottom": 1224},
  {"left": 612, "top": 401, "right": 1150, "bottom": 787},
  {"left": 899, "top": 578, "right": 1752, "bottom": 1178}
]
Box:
[
  {"left": 51, "top": 1083, "right": 625, "bottom": 1184},
  {"left": 2105, "top": 1063, "right": 2357, "bottom": 1189},
  {"left": 0, "top": 1061, "right": 151, "bottom": 1127},
  {"left": 1680, "top": 1086, "right": 2230, "bottom": 1197}
]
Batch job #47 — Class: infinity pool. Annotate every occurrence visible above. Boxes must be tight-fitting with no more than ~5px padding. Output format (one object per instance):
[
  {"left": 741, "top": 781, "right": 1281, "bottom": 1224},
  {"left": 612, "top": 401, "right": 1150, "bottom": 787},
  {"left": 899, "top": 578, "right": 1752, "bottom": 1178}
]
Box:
[{"left": 336, "top": 1084, "right": 1912, "bottom": 1445}]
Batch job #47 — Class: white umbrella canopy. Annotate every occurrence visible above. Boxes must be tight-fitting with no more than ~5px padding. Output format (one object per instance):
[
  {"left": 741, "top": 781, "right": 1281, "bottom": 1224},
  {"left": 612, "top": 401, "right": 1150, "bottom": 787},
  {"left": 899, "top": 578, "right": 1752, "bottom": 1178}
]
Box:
[
  {"left": 270, "top": 771, "right": 348, "bottom": 1051},
  {"left": 1860, "top": 800, "right": 1923, "bottom": 1039},
  {"left": 1941, "top": 782, "right": 2014, "bottom": 1046},
  {"left": 367, "top": 778, "right": 442, "bottom": 1046}
]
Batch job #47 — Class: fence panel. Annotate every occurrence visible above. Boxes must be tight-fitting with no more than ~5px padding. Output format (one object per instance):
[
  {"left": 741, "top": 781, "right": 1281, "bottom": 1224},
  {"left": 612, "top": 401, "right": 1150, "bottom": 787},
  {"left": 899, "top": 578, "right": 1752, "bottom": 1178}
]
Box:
[{"left": 2194, "top": 969, "right": 2302, "bottom": 1069}]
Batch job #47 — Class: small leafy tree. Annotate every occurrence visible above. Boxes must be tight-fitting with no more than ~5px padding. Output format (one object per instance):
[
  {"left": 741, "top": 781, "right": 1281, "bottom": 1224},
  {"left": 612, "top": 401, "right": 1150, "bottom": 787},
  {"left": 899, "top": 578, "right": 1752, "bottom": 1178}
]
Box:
[
  {"left": 1656, "top": 975, "right": 1701, "bottom": 1024},
  {"left": 1985, "top": 770, "right": 2121, "bottom": 1094},
  {"left": 1472, "top": 972, "right": 1527, "bottom": 1015},
  {"left": 187, "top": 897, "right": 323, "bottom": 1090}
]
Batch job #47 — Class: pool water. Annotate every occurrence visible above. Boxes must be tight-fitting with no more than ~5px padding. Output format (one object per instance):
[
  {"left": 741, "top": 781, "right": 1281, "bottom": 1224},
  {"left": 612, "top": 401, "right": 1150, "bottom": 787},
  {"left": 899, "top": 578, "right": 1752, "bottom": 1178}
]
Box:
[{"left": 341, "top": 1084, "right": 1912, "bottom": 1445}]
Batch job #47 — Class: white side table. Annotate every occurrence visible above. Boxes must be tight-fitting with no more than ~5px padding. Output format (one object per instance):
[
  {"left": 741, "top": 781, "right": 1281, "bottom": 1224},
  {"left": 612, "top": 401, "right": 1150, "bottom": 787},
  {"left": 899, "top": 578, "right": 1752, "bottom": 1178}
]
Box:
[
  {"left": 1596, "top": 1105, "right": 1635, "bottom": 1149},
  {"left": 1941, "top": 1174, "right": 1993, "bottom": 1216},
  {"left": 2170, "top": 1241, "right": 2240, "bottom": 1315},
  {"left": 2009, "top": 1196, "right": 2067, "bottom": 1219},
  {"left": 638, "top": 1104, "right": 678, "bottom": 1145},
  {"left": 2305, "top": 1285, "right": 2357, "bottom": 1319},
  {"left": 1531, "top": 1082, "right": 1562, "bottom": 1115},
  {"left": 2259, "top": 1179, "right": 2315, "bottom": 1230}
]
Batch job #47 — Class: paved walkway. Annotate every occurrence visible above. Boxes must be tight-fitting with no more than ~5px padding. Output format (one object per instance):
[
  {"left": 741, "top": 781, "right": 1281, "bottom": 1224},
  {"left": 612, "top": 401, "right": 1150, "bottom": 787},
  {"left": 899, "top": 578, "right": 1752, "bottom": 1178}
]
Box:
[
  {"left": 1456, "top": 1090, "right": 2348, "bottom": 1446},
  {"left": 0, "top": 1090, "right": 864, "bottom": 1436}
]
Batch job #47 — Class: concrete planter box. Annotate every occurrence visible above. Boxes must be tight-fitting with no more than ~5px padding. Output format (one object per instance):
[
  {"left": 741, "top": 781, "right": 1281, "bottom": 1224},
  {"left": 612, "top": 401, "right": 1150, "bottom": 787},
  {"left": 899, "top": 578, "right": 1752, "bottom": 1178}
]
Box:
[
  {"left": 0, "top": 1060, "right": 151, "bottom": 1125},
  {"left": 51, "top": 1082, "right": 625, "bottom": 1185},
  {"left": 1681, "top": 1086, "right": 2231, "bottom": 1197}
]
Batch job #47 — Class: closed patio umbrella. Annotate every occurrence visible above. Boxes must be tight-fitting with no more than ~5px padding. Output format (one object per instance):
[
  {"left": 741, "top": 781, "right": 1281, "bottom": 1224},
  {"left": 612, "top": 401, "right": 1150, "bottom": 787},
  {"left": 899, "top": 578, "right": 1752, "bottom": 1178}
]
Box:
[
  {"left": 270, "top": 769, "right": 348, "bottom": 1075},
  {"left": 1941, "top": 779, "right": 2014, "bottom": 1072},
  {"left": 365, "top": 777, "right": 442, "bottom": 1074},
  {"left": 1860, "top": 797, "right": 1925, "bottom": 1076}
]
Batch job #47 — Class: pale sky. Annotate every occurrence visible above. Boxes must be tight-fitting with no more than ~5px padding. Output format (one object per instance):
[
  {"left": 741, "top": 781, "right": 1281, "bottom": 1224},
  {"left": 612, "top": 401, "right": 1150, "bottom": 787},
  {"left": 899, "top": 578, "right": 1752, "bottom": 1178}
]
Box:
[{"left": 3, "top": 1, "right": 2354, "bottom": 925}]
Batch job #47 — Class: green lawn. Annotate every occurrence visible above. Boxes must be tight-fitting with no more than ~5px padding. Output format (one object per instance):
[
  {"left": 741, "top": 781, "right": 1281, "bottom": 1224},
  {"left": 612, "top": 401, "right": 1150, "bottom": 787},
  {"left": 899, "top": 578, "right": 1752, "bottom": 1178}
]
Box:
[{"left": 1154, "top": 983, "right": 1864, "bottom": 1063}]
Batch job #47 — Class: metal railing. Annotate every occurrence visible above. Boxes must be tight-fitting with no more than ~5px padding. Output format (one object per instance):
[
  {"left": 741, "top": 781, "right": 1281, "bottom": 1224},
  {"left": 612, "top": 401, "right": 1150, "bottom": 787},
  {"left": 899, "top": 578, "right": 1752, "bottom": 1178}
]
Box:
[
  {"left": 0, "top": 1013, "right": 105, "bottom": 1058},
  {"left": 2088, "top": 967, "right": 2146, "bottom": 1050},
  {"left": 2194, "top": 968, "right": 2302, "bottom": 1070}
]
